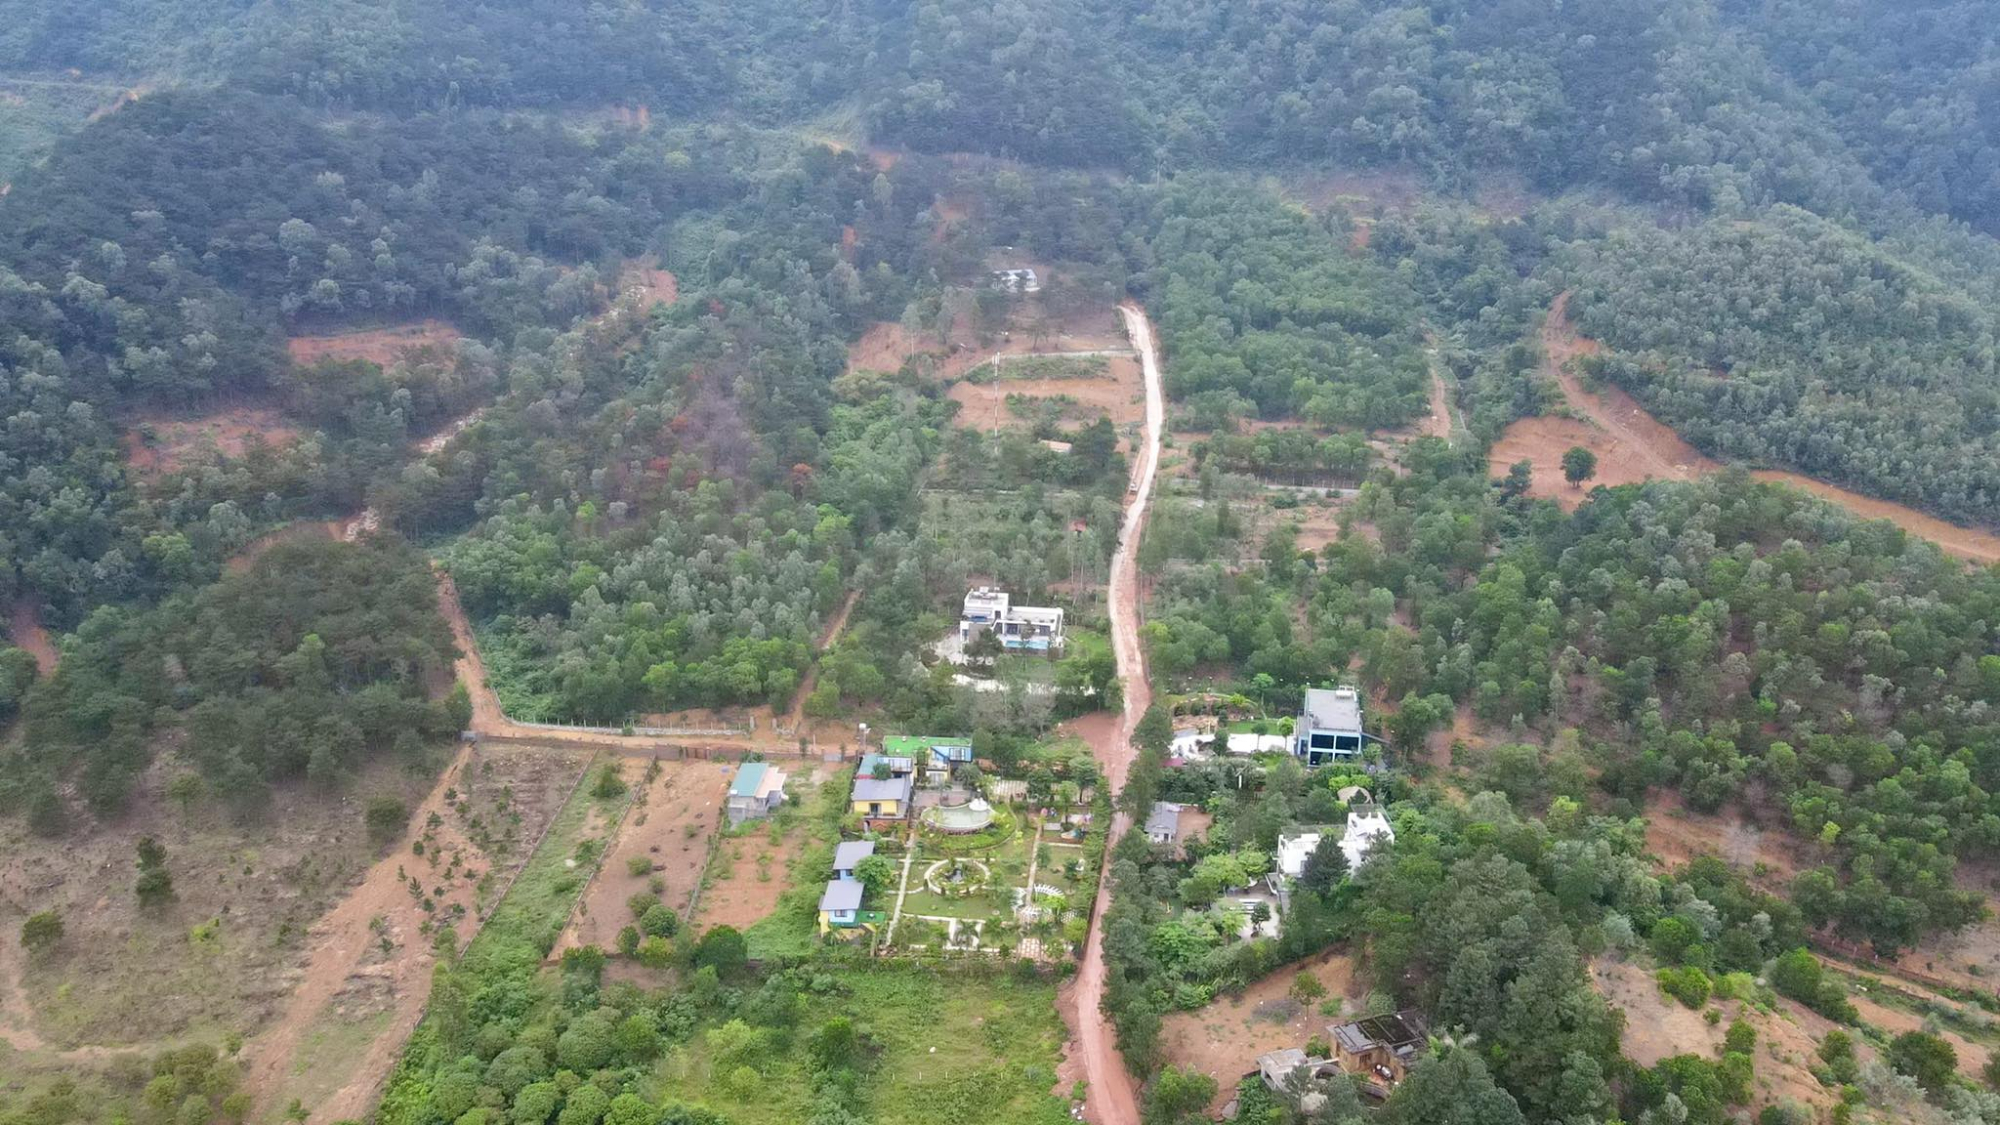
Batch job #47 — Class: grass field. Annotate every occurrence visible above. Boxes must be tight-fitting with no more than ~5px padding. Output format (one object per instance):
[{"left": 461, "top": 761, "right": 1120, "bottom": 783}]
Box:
[{"left": 646, "top": 965, "right": 1073, "bottom": 1125}]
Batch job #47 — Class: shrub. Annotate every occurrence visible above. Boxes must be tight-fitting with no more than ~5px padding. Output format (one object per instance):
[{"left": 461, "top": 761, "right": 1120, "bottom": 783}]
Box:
[
  {"left": 625, "top": 856, "right": 653, "bottom": 878},
  {"left": 366, "top": 798, "right": 409, "bottom": 845},
  {"left": 1887, "top": 1030, "right": 1957, "bottom": 1094},
  {"left": 640, "top": 904, "right": 680, "bottom": 938},
  {"left": 591, "top": 765, "right": 628, "bottom": 800},
  {"left": 19, "top": 909, "right": 61, "bottom": 954},
  {"left": 1657, "top": 965, "right": 1713, "bottom": 1008}
]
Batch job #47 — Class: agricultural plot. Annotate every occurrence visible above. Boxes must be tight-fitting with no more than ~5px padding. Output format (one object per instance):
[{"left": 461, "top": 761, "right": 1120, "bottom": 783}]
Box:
[
  {"left": 647, "top": 965, "right": 1073, "bottom": 1125},
  {"left": 550, "top": 759, "right": 731, "bottom": 961}
]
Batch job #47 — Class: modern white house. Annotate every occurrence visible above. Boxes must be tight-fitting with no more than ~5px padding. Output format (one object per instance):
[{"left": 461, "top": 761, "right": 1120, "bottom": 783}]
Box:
[
  {"left": 1295, "top": 686, "right": 1365, "bottom": 766},
  {"left": 1340, "top": 809, "right": 1396, "bottom": 871},
  {"left": 1276, "top": 830, "right": 1324, "bottom": 879},
  {"left": 959, "top": 586, "right": 1065, "bottom": 653},
  {"left": 1276, "top": 809, "right": 1396, "bottom": 881}
]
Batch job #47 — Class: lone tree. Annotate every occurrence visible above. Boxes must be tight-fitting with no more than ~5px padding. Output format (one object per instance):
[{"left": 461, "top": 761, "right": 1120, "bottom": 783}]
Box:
[
  {"left": 135, "top": 836, "right": 174, "bottom": 906},
  {"left": 1561, "top": 446, "right": 1598, "bottom": 488},
  {"left": 854, "top": 854, "right": 897, "bottom": 901},
  {"left": 1299, "top": 835, "right": 1350, "bottom": 895}
]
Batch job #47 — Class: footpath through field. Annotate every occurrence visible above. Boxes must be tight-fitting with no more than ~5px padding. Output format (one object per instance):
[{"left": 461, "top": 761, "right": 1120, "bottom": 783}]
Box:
[{"left": 1064, "top": 303, "right": 1163, "bottom": 1125}]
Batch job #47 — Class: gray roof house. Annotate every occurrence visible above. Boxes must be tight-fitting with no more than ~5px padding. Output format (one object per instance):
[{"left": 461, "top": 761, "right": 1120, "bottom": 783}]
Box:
[
  {"left": 833, "top": 840, "right": 876, "bottom": 880},
  {"left": 1144, "top": 801, "right": 1183, "bottom": 845},
  {"left": 819, "top": 879, "right": 864, "bottom": 929},
  {"left": 852, "top": 773, "right": 913, "bottom": 819},
  {"left": 1295, "top": 686, "right": 1365, "bottom": 766}
]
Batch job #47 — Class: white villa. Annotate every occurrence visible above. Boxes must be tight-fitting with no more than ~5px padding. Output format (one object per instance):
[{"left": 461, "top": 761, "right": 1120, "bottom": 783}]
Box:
[{"left": 959, "top": 586, "right": 1065, "bottom": 654}]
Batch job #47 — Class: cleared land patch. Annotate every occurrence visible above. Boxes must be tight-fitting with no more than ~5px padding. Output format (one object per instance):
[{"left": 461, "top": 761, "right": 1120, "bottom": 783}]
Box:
[
  {"left": 123, "top": 407, "right": 299, "bottom": 481},
  {"left": 1590, "top": 956, "right": 1839, "bottom": 1114},
  {"left": 1490, "top": 293, "right": 2000, "bottom": 563},
  {"left": 285, "top": 320, "right": 462, "bottom": 368},
  {"left": 242, "top": 741, "right": 591, "bottom": 1123},
  {"left": 549, "top": 759, "right": 730, "bottom": 959},
  {"left": 1156, "top": 950, "right": 1360, "bottom": 1115}
]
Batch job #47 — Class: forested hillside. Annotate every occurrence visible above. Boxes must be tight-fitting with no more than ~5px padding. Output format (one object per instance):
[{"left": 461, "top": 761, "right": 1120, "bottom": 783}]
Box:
[{"left": 10, "top": 3, "right": 2000, "bottom": 1125}]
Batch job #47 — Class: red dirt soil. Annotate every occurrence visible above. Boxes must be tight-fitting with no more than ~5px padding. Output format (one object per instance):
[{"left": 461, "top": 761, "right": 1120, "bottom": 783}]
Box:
[
  {"left": 1058, "top": 304, "right": 1163, "bottom": 1125},
  {"left": 1158, "top": 952, "right": 1361, "bottom": 1114},
  {"left": 1592, "top": 957, "right": 1841, "bottom": 1113},
  {"left": 550, "top": 760, "right": 730, "bottom": 959},
  {"left": 286, "top": 320, "right": 462, "bottom": 367},
  {"left": 242, "top": 742, "right": 588, "bottom": 1123},
  {"left": 7, "top": 600, "right": 57, "bottom": 674},
  {"left": 1492, "top": 293, "right": 2000, "bottom": 564},
  {"left": 619, "top": 264, "right": 678, "bottom": 312},
  {"left": 123, "top": 407, "right": 300, "bottom": 481},
  {"left": 694, "top": 823, "right": 809, "bottom": 934}
]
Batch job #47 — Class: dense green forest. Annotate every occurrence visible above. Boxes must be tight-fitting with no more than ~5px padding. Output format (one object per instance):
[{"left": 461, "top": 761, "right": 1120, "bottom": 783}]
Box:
[{"left": 2, "top": 536, "right": 461, "bottom": 821}]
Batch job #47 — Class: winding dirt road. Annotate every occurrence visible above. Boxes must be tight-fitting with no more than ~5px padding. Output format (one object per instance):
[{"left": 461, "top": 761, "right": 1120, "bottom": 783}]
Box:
[{"left": 1064, "top": 304, "right": 1164, "bottom": 1125}]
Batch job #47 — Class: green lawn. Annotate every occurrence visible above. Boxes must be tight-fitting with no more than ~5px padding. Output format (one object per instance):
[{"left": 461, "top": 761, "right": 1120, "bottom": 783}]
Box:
[{"left": 645, "top": 966, "right": 1073, "bottom": 1125}]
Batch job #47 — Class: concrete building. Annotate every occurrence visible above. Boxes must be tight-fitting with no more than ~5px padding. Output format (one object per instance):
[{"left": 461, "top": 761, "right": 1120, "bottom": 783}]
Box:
[
  {"left": 1144, "top": 801, "right": 1183, "bottom": 846},
  {"left": 1295, "top": 686, "right": 1365, "bottom": 766},
  {"left": 725, "top": 762, "right": 788, "bottom": 826},
  {"left": 1340, "top": 809, "right": 1396, "bottom": 871},
  {"left": 959, "top": 586, "right": 1065, "bottom": 654}
]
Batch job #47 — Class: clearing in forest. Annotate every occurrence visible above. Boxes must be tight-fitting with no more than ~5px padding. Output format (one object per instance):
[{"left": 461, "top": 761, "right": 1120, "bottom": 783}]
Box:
[
  {"left": 6, "top": 599, "right": 57, "bottom": 673},
  {"left": 286, "top": 320, "right": 462, "bottom": 367},
  {"left": 946, "top": 353, "right": 1145, "bottom": 444},
  {"left": 1156, "top": 951, "right": 1362, "bottom": 1116},
  {"left": 1491, "top": 293, "right": 2000, "bottom": 564},
  {"left": 548, "top": 759, "right": 731, "bottom": 960},
  {"left": 1590, "top": 956, "right": 1840, "bottom": 1113},
  {"left": 123, "top": 407, "right": 300, "bottom": 481}
]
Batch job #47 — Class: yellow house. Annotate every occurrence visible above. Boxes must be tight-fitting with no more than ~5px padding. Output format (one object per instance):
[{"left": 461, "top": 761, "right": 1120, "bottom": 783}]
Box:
[{"left": 851, "top": 774, "right": 912, "bottom": 820}]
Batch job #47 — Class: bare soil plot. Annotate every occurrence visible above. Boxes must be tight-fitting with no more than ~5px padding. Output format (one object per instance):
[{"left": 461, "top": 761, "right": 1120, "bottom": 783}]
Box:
[
  {"left": 286, "top": 320, "right": 461, "bottom": 367},
  {"left": 1591, "top": 957, "right": 1841, "bottom": 1113},
  {"left": 123, "top": 407, "right": 300, "bottom": 482},
  {"left": 694, "top": 820, "right": 812, "bottom": 934},
  {"left": 550, "top": 759, "right": 730, "bottom": 957},
  {"left": 7, "top": 599, "right": 56, "bottom": 673},
  {"left": 1157, "top": 951, "right": 1361, "bottom": 1115},
  {"left": 948, "top": 354, "right": 1146, "bottom": 446},
  {"left": 0, "top": 739, "right": 574, "bottom": 1073},
  {"left": 1843, "top": 986, "right": 1990, "bottom": 1079},
  {"left": 618, "top": 262, "right": 678, "bottom": 311},
  {"left": 1641, "top": 793, "right": 1806, "bottom": 892},
  {"left": 243, "top": 741, "right": 589, "bottom": 1123}
]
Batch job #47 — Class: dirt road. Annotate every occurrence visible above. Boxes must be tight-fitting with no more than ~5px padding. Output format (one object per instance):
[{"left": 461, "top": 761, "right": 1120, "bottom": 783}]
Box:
[
  {"left": 783, "top": 588, "right": 862, "bottom": 729},
  {"left": 1063, "top": 304, "right": 1163, "bottom": 1125}
]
